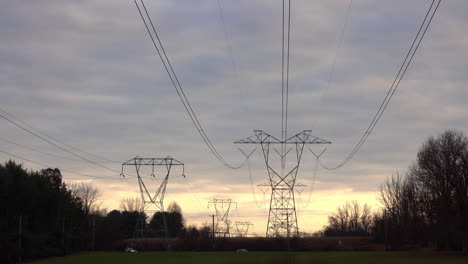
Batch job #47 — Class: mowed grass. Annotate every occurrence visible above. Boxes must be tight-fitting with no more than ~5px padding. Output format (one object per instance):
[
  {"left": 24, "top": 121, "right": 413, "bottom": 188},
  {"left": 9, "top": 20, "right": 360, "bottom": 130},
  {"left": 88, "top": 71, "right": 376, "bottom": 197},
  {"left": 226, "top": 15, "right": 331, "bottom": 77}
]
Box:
[{"left": 30, "top": 251, "right": 468, "bottom": 264}]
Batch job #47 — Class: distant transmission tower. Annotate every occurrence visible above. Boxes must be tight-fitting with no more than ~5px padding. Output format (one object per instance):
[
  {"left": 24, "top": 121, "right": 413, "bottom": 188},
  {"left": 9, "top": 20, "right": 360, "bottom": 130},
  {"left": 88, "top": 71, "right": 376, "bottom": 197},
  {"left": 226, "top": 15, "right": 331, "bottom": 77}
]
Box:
[
  {"left": 121, "top": 157, "right": 184, "bottom": 237},
  {"left": 208, "top": 199, "right": 237, "bottom": 237},
  {"left": 234, "top": 222, "right": 254, "bottom": 237},
  {"left": 236, "top": 130, "right": 330, "bottom": 237}
]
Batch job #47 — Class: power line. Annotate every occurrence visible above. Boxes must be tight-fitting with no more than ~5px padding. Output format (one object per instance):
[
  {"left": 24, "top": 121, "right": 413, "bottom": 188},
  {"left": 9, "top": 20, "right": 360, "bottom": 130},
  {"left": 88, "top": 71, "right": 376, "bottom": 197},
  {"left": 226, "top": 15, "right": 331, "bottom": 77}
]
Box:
[
  {"left": 133, "top": 0, "right": 245, "bottom": 170},
  {"left": 216, "top": 0, "right": 251, "bottom": 124},
  {"left": 0, "top": 136, "right": 84, "bottom": 162},
  {"left": 320, "top": 0, "right": 442, "bottom": 170},
  {"left": 0, "top": 149, "right": 125, "bottom": 179},
  {"left": 311, "top": 0, "right": 353, "bottom": 131},
  {"left": 281, "top": 0, "right": 291, "bottom": 158},
  {"left": 285, "top": 0, "right": 291, "bottom": 143},
  {"left": 216, "top": 0, "right": 240, "bottom": 82},
  {"left": 138, "top": 0, "right": 241, "bottom": 169},
  {"left": 281, "top": 0, "right": 285, "bottom": 144},
  {"left": 182, "top": 175, "right": 207, "bottom": 212},
  {"left": 0, "top": 111, "right": 122, "bottom": 174},
  {"left": 302, "top": 148, "right": 320, "bottom": 208},
  {"left": 0, "top": 107, "right": 119, "bottom": 163},
  {"left": 245, "top": 154, "right": 263, "bottom": 208}
]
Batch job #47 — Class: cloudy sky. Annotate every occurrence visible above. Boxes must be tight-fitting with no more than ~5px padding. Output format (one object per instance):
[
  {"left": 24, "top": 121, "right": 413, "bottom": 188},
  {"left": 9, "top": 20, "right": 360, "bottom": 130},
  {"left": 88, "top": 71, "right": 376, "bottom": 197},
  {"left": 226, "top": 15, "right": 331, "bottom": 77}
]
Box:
[{"left": 1, "top": 0, "right": 467, "bottom": 235}]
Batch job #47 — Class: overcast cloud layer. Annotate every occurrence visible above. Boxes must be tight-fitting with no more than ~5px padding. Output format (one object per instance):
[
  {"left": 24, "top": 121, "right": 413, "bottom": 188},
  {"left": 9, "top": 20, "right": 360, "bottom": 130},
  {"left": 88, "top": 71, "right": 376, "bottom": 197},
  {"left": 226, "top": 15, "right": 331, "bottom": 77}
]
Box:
[{"left": 1, "top": 0, "right": 468, "bottom": 234}]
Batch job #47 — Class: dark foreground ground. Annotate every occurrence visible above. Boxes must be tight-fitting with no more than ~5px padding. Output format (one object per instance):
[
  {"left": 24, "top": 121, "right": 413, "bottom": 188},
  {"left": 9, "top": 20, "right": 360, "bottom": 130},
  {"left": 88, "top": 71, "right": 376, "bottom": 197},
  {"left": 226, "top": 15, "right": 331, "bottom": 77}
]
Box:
[{"left": 30, "top": 251, "right": 468, "bottom": 264}]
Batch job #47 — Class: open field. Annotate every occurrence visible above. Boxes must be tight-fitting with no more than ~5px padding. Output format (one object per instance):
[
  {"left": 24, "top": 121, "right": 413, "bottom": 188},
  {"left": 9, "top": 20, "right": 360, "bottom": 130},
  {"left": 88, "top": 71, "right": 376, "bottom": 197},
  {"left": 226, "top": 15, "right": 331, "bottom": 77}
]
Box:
[{"left": 30, "top": 251, "right": 468, "bottom": 264}]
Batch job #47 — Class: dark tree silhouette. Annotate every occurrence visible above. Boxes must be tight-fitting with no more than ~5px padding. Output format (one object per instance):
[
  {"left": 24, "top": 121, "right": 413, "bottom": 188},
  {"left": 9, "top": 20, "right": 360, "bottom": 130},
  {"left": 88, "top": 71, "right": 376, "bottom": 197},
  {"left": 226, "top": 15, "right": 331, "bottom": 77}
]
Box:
[
  {"left": 376, "top": 130, "right": 468, "bottom": 251},
  {"left": 323, "top": 200, "right": 372, "bottom": 236},
  {"left": 119, "top": 197, "right": 142, "bottom": 212},
  {"left": 69, "top": 182, "right": 101, "bottom": 217},
  {"left": 149, "top": 202, "right": 184, "bottom": 237},
  {"left": 410, "top": 130, "right": 468, "bottom": 251},
  {"left": 0, "top": 161, "right": 87, "bottom": 263}
]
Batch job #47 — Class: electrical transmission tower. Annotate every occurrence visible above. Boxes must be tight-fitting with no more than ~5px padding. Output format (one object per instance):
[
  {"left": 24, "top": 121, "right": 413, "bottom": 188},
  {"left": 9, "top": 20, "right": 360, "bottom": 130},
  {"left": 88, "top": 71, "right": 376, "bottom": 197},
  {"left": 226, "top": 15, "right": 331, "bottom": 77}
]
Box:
[
  {"left": 234, "top": 222, "right": 254, "bottom": 237},
  {"left": 207, "top": 199, "right": 237, "bottom": 237},
  {"left": 121, "top": 157, "right": 184, "bottom": 237},
  {"left": 236, "top": 130, "right": 330, "bottom": 237}
]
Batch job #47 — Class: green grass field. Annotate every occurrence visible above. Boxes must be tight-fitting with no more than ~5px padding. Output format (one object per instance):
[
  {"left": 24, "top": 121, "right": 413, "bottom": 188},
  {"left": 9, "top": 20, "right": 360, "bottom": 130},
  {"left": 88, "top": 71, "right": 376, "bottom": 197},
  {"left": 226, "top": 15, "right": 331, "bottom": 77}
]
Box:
[{"left": 29, "top": 251, "right": 468, "bottom": 264}]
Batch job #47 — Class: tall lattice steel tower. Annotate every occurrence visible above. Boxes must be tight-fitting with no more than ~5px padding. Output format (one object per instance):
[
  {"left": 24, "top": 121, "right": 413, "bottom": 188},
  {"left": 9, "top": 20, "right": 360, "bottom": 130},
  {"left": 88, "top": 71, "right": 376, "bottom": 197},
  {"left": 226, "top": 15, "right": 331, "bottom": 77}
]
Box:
[
  {"left": 236, "top": 130, "right": 330, "bottom": 237},
  {"left": 121, "top": 157, "right": 184, "bottom": 237},
  {"left": 208, "top": 199, "right": 237, "bottom": 237},
  {"left": 234, "top": 222, "right": 254, "bottom": 237}
]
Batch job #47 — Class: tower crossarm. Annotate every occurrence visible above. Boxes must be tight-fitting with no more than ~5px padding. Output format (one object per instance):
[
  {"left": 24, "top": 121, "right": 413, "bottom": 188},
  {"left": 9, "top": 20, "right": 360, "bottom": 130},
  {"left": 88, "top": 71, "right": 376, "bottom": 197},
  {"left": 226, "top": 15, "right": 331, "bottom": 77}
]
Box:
[
  {"left": 208, "top": 199, "right": 237, "bottom": 237},
  {"left": 122, "top": 157, "right": 184, "bottom": 167},
  {"left": 120, "top": 156, "right": 184, "bottom": 239},
  {"left": 235, "top": 129, "right": 330, "bottom": 237},
  {"left": 285, "top": 130, "right": 331, "bottom": 145},
  {"left": 235, "top": 130, "right": 331, "bottom": 145}
]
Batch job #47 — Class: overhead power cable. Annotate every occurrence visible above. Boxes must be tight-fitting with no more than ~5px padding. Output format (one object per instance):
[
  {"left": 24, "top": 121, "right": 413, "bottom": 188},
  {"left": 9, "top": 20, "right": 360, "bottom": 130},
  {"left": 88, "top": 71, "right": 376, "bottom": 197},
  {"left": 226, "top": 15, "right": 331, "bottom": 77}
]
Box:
[
  {"left": 0, "top": 149, "right": 126, "bottom": 180},
  {"left": 281, "top": 0, "right": 291, "bottom": 144},
  {"left": 0, "top": 112, "right": 122, "bottom": 174},
  {"left": 302, "top": 150, "right": 320, "bottom": 208},
  {"left": 216, "top": 0, "right": 240, "bottom": 83},
  {"left": 133, "top": 0, "right": 245, "bottom": 169},
  {"left": 285, "top": 0, "right": 291, "bottom": 143},
  {"left": 279, "top": 0, "right": 292, "bottom": 169},
  {"left": 320, "top": 0, "right": 442, "bottom": 170},
  {"left": 0, "top": 136, "right": 84, "bottom": 162},
  {"left": 0, "top": 107, "right": 119, "bottom": 163},
  {"left": 280, "top": 0, "right": 291, "bottom": 161},
  {"left": 182, "top": 175, "right": 206, "bottom": 211},
  {"left": 311, "top": 0, "right": 353, "bottom": 131},
  {"left": 245, "top": 154, "right": 263, "bottom": 208},
  {"left": 281, "top": 0, "right": 285, "bottom": 145}
]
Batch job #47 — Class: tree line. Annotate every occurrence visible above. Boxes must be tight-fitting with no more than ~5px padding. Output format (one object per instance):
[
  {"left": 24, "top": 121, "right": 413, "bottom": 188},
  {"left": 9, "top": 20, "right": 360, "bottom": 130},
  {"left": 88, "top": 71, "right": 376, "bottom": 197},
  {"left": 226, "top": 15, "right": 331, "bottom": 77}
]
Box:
[
  {"left": 322, "top": 130, "right": 468, "bottom": 252},
  {"left": 0, "top": 161, "right": 189, "bottom": 263},
  {"left": 2, "top": 129, "right": 467, "bottom": 262}
]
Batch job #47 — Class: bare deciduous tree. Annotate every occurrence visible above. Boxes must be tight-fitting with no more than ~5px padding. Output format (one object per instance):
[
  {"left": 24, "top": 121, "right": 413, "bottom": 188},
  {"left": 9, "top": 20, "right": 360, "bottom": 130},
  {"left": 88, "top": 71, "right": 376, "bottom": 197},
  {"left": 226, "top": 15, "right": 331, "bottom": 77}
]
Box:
[
  {"left": 376, "top": 130, "right": 468, "bottom": 251},
  {"left": 325, "top": 200, "right": 372, "bottom": 236},
  {"left": 69, "top": 182, "right": 101, "bottom": 216},
  {"left": 167, "top": 201, "right": 182, "bottom": 214},
  {"left": 120, "top": 197, "right": 142, "bottom": 212},
  {"left": 360, "top": 203, "right": 372, "bottom": 234},
  {"left": 411, "top": 130, "right": 468, "bottom": 251}
]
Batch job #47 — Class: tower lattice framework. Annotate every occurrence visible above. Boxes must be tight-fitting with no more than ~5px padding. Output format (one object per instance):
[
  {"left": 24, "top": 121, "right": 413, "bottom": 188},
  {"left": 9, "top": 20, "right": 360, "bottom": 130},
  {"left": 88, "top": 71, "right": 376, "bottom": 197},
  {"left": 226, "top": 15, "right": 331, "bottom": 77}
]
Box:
[
  {"left": 121, "top": 157, "right": 184, "bottom": 238},
  {"left": 236, "top": 130, "right": 330, "bottom": 237},
  {"left": 234, "top": 222, "right": 254, "bottom": 237},
  {"left": 208, "top": 199, "right": 237, "bottom": 238}
]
